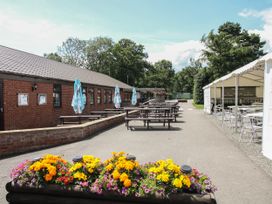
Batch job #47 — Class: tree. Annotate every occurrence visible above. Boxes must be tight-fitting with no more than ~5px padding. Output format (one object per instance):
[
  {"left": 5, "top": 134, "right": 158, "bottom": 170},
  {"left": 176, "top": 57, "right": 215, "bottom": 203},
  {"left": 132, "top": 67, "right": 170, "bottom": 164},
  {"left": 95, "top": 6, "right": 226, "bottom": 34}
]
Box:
[
  {"left": 173, "top": 59, "right": 201, "bottom": 94},
  {"left": 58, "top": 37, "right": 87, "bottom": 68},
  {"left": 44, "top": 53, "right": 62, "bottom": 62},
  {"left": 201, "top": 22, "right": 266, "bottom": 79},
  {"left": 85, "top": 37, "right": 116, "bottom": 76},
  {"left": 144, "top": 60, "right": 175, "bottom": 93},
  {"left": 193, "top": 68, "right": 211, "bottom": 104},
  {"left": 112, "top": 39, "right": 149, "bottom": 86}
]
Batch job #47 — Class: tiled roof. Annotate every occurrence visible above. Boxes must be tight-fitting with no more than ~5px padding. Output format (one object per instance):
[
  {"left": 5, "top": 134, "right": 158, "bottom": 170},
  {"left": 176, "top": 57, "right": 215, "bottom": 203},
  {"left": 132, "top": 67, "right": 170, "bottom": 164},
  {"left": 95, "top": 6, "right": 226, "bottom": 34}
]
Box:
[{"left": 0, "top": 45, "right": 132, "bottom": 89}]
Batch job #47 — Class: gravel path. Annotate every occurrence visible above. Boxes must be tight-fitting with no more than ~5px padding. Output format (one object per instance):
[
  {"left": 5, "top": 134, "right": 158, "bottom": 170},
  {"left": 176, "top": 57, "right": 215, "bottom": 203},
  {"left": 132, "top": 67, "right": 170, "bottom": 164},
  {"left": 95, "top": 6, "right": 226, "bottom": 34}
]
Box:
[{"left": 1, "top": 101, "right": 272, "bottom": 203}]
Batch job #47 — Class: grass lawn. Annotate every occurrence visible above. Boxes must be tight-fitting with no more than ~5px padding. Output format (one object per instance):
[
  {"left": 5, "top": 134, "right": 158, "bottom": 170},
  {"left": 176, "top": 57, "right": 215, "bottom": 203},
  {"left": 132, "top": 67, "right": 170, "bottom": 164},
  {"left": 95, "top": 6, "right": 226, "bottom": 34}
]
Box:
[{"left": 193, "top": 102, "right": 204, "bottom": 109}]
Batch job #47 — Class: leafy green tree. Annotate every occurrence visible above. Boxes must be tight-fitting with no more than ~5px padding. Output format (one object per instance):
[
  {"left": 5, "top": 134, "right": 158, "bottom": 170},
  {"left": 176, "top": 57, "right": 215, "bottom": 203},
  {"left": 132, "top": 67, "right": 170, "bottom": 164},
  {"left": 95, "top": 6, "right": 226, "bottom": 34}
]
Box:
[
  {"left": 201, "top": 22, "right": 266, "bottom": 79},
  {"left": 85, "top": 37, "right": 116, "bottom": 76},
  {"left": 44, "top": 53, "right": 62, "bottom": 62},
  {"left": 144, "top": 60, "right": 175, "bottom": 93},
  {"left": 112, "top": 39, "right": 148, "bottom": 86},
  {"left": 173, "top": 59, "right": 201, "bottom": 94},
  {"left": 58, "top": 37, "right": 87, "bottom": 68},
  {"left": 193, "top": 68, "right": 211, "bottom": 104}
]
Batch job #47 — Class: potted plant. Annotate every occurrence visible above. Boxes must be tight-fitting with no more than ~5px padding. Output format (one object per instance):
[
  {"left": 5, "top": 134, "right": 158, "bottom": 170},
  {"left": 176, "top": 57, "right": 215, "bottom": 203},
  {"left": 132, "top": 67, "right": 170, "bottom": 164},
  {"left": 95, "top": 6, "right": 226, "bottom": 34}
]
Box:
[{"left": 6, "top": 152, "right": 217, "bottom": 204}]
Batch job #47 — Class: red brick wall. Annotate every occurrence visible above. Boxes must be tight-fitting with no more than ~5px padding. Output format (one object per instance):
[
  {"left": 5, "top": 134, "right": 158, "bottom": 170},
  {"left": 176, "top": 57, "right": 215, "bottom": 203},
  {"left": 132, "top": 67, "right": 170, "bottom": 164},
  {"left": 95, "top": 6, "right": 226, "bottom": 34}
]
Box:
[
  {"left": 0, "top": 113, "right": 126, "bottom": 157},
  {"left": 3, "top": 79, "right": 121, "bottom": 130}
]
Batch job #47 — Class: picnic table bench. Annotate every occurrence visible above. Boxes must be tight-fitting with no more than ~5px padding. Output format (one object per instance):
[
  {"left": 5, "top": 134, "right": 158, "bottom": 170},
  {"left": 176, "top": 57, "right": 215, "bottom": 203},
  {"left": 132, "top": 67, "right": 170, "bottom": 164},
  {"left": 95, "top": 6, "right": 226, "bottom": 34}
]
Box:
[
  {"left": 90, "top": 111, "right": 123, "bottom": 117},
  {"left": 104, "top": 108, "right": 124, "bottom": 112},
  {"left": 124, "top": 107, "right": 174, "bottom": 130},
  {"left": 59, "top": 115, "right": 101, "bottom": 124}
]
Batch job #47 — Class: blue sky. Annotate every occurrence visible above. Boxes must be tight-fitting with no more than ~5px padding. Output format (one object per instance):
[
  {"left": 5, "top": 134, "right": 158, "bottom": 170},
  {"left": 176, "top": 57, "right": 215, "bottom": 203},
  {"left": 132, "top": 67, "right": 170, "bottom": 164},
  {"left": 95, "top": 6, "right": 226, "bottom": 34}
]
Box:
[{"left": 0, "top": 0, "right": 272, "bottom": 71}]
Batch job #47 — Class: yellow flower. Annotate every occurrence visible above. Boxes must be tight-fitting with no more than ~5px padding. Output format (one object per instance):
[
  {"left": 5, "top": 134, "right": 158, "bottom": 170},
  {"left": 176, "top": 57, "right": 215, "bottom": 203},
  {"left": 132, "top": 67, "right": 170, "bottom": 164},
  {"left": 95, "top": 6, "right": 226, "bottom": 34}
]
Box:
[
  {"left": 156, "top": 173, "right": 169, "bottom": 183},
  {"left": 123, "top": 179, "right": 132, "bottom": 187},
  {"left": 116, "top": 162, "right": 125, "bottom": 170},
  {"left": 172, "top": 178, "right": 183, "bottom": 188},
  {"left": 69, "top": 162, "right": 82, "bottom": 172},
  {"left": 106, "top": 163, "right": 114, "bottom": 171},
  {"left": 118, "top": 156, "right": 126, "bottom": 161},
  {"left": 44, "top": 174, "right": 53, "bottom": 181},
  {"left": 29, "top": 162, "right": 43, "bottom": 171},
  {"left": 82, "top": 155, "right": 94, "bottom": 163},
  {"left": 124, "top": 161, "right": 134, "bottom": 171},
  {"left": 73, "top": 172, "right": 87, "bottom": 181},
  {"left": 112, "top": 170, "right": 120, "bottom": 180},
  {"left": 183, "top": 176, "right": 191, "bottom": 188},
  {"left": 119, "top": 173, "right": 128, "bottom": 182}
]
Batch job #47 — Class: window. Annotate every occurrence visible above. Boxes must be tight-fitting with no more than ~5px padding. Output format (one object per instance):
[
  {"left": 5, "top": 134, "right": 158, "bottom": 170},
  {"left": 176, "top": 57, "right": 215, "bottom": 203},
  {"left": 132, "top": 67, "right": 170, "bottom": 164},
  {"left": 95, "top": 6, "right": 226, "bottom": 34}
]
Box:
[
  {"left": 38, "top": 94, "right": 47, "bottom": 105},
  {"left": 124, "top": 92, "right": 130, "bottom": 102},
  {"left": 97, "top": 89, "right": 101, "bottom": 104},
  {"left": 104, "top": 90, "right": 107, "bottom": 104},
  {"left": 89, "top": 88, "right": 95, "bottom": 105},
  {"left": 53, "top": 84, "right": 61, "bottom": 107},
  {"left": 18, "top": 93, "right": 29, "bottom": 106},
  {"left": 108, "top": 90, "right": 112, "bottom": 103},
  {"left": 224, "top": 87, "right": 256, "bottom": 98},
  {"left": 82, "top": 86, "right": 87, "bottom": 105}
]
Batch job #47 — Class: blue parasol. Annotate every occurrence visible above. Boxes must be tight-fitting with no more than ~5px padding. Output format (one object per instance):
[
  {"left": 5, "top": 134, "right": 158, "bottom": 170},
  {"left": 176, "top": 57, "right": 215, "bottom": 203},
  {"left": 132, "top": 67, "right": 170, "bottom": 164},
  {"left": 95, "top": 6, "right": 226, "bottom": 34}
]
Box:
[
  {"left": 131, "top": 87, "right": 137, "bottom": 106},
  {"left": 71, "top": 79, "right": 85, "bottom": 114},
  {"left": 113, "top": 85, "right": 122, "bottom": 108}
]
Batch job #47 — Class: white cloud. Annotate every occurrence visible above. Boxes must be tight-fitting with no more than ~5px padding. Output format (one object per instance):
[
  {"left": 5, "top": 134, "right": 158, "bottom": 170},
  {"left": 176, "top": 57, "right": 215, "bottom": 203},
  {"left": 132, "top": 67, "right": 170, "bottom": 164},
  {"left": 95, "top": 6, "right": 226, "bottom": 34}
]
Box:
[
  {"left": 0, "top": 9, "right": 95, "bottom": 55},
  {"left": 239, "top": 8, "right": 272, "bottom": 52},
  {"left": 146, "top": 40, "right": 204, "bottom": 71}
]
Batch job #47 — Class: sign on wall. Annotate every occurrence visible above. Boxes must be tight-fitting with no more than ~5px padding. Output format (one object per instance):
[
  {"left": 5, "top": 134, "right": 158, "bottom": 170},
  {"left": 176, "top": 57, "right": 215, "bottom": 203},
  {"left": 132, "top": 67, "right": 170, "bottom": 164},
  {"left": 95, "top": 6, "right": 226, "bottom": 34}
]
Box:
[
  {"left": 38, "top": 94, "right": 47, "bottom": 105},
  {"left": 18, "top": 93, "right": 29, "bottom": 106}
]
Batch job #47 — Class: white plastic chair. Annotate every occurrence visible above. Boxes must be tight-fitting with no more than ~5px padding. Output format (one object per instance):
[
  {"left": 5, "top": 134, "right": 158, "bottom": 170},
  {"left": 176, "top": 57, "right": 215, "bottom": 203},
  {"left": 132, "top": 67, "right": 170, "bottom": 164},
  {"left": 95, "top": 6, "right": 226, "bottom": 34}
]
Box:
[{"left": 239, "top": 116, "right": 262, "bottom": 142}]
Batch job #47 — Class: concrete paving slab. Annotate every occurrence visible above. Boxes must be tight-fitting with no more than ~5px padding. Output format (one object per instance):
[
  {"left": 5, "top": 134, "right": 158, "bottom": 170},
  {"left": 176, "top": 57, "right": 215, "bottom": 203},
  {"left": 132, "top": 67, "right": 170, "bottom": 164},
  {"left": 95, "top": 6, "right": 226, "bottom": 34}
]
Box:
[{"left": 1, "top": 101, "right": 272, "bottom": 203}]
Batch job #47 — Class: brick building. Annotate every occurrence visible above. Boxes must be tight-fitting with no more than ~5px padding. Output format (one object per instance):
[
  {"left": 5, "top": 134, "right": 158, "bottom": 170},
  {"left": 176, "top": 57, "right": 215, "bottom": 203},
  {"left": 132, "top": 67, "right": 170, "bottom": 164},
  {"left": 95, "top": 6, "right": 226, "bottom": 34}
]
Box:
[{"left": 0, "top": 45, "right": 132, "bottom": 130}]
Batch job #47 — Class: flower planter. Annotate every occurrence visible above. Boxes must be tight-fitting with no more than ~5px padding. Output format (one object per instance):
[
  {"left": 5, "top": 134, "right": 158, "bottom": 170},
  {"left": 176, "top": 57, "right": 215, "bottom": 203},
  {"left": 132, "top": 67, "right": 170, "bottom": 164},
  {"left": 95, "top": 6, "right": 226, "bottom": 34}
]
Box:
[{"left": 6, "top": 182, "right": 216, "bottom": 204}]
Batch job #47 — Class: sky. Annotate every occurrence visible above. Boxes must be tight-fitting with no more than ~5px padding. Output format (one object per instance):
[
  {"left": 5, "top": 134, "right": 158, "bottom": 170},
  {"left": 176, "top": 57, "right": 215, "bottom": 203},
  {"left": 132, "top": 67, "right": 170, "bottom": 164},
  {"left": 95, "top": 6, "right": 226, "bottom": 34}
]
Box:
[{"left": 0, "top": 0, "right": 272, "bottom": 71}]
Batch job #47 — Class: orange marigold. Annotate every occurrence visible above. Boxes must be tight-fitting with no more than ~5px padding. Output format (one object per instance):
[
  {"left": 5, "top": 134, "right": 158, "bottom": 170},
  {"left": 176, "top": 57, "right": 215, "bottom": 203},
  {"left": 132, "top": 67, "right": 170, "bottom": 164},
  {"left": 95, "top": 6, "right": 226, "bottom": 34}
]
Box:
[{"left": 123, "top": 179, "right": 132, "bottom": 187}]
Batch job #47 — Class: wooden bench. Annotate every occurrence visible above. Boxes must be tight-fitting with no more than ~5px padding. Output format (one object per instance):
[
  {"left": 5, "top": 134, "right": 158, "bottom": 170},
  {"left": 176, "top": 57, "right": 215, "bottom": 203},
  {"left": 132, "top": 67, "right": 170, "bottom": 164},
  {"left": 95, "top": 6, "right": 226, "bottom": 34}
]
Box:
[
  {"left": 125, "top": 117, "right": 174, "bottom": 130},
  {"left": 59, "top": 115, "right": 101, "bottom": 124},
  {"left": 90, "top": 111, "right": 123, "bottom": 117}
]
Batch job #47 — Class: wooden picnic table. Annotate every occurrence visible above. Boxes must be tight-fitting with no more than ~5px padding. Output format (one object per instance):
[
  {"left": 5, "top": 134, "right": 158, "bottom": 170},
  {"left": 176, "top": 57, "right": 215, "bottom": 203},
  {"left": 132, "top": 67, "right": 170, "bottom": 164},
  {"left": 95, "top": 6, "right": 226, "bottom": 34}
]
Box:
[
  {"left": 59, "top": 115, "right": 101, "bottom": 124},
  {"left": 124, "top": 107, "right": 174, "bottom": 130}
]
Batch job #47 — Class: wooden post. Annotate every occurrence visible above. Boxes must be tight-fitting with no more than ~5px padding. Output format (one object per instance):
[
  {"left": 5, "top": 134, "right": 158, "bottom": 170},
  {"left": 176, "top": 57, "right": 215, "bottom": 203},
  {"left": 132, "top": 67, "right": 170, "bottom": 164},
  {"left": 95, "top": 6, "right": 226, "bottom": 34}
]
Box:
[
  {"left": 222, "top": 81, "right": 225, "bottom": 125},
  {"left": 235, "top": 75, "right": 239, "bottom": 132}
]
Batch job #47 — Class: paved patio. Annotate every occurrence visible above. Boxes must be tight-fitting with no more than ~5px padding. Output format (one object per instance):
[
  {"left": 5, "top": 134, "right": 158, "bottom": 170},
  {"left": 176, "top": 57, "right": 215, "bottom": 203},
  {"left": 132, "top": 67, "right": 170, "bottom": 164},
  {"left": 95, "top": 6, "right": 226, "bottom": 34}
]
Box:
[{"left": 1, "top": 101, "right": 272, "bottom": 204}]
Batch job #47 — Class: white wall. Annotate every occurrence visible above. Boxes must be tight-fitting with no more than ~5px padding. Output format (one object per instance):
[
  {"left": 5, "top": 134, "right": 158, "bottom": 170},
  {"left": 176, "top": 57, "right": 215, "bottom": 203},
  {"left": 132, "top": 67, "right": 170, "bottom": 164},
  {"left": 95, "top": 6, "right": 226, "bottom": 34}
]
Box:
[
  {"left": 263, "top": 59, "right": 272, "bottom": 160},
  {"left": 256, "top": 86, "right": 264, "bottom": 97}
]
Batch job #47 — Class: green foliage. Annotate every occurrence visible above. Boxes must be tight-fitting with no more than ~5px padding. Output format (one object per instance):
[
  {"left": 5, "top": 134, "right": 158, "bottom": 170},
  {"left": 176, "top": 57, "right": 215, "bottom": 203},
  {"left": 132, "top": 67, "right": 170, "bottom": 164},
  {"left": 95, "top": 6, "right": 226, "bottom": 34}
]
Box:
[
  {"left": 58, "top": 37, "right": 87, "bottom": 68},
  {"left": 44, "top": 53, "right": 62, "bottom": 62},
  {"left": 193, "top": 68, "right": 210, "bottom": 104},
  {"left": 173, "top": 59, "right": 201, "bottom": 94},
  {"left": 192, "top": 102, "right": 204, "bottom": 110},
  {"left": 143, "top": 60, "right": 175, "bottom": 93},
  {"left": 85, "top": 37, "right": 116, "bottom": 76},
  {"left": 111, "top": 39, "right": 149, "bottom": 86},
  {"left": 202, "top": 22, "right": 266, "bottom": 80}
]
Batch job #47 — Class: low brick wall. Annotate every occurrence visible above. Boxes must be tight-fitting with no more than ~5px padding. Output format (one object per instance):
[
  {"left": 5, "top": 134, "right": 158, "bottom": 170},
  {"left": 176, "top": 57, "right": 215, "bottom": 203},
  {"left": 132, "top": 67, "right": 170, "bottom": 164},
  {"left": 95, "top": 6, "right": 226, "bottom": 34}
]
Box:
[{"left": 0, "top": 113, "right": 127, "bottom": 158}]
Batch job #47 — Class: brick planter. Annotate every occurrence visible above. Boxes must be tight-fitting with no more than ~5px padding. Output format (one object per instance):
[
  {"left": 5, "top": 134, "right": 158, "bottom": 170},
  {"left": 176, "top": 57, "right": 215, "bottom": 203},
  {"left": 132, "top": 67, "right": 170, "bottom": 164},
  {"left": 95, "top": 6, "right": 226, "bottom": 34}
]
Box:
[{"left": 6, "top": 182, "right": 216, "bottom": 204}]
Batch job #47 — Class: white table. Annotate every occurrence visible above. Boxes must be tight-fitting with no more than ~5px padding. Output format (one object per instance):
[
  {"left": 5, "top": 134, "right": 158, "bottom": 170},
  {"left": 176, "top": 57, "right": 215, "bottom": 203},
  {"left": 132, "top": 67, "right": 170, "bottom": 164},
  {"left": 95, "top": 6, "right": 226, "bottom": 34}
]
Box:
[{"left": 244, "top": 112, "right": 263, "bottom": 118}]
